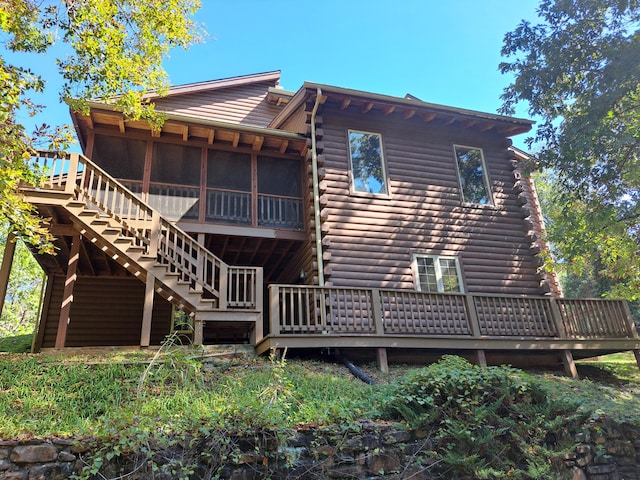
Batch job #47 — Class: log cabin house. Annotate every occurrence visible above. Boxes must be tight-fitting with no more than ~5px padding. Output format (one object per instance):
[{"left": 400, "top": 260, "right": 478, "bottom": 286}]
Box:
[{"left": 5, "top": 70, "right": 639, "bottom": 374}]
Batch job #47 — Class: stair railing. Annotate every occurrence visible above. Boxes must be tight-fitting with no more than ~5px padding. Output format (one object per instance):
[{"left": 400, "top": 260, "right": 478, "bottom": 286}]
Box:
[{"left": 30, "top": 151, "right": 261, "bottom": 311}]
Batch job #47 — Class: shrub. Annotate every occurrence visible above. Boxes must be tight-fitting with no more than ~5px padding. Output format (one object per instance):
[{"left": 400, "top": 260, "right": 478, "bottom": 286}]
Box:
[{"left": 382, "top": 355, "right": 584, "bottom": 479}]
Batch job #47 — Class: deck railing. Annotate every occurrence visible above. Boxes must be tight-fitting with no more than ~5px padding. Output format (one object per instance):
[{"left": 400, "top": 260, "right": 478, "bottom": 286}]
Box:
[
  {"left": 269, "top": 285, "right": 634, "bottom": 340},
  {"left": 30, "top": 152, "right": 262, "bottom": 312}
]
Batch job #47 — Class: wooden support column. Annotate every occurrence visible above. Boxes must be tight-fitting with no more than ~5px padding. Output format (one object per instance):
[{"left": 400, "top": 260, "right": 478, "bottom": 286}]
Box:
[
  {"left": 632, "top": 350, "right": 640, "bottom": 373},
  {"left": 194, "top": 317, "right": 203, "bottom": 346},
  {"left": 0, "top": 231, "right": 17, "bottom": 318},
  {"left": 55, "top": 235, "right": 81, "bottom": 349},
  {"left": 376, "top": 348, "right": 389, "bottom": 373},
  {"left": 561, "top": 350, "right": 579, "bottom": 379},
  {"left": 140, "top": 272, "right": 155, "bottom": 347},
  {"left": 475, "top": 349, "right": 487, "bottom": 367},
  {"left": 250, "top": 268, "right": 264, "bottom": 345}
]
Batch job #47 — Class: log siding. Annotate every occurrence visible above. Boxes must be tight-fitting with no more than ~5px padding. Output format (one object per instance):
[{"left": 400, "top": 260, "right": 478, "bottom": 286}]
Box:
[{"left": 318, "top": 108, "right": 543, "bottom": 295}]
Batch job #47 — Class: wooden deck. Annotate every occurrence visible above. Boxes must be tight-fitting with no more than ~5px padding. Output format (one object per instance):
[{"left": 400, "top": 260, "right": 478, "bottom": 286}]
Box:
[{"left": 258, "top": 285, "right": 640, "bottom": 371}]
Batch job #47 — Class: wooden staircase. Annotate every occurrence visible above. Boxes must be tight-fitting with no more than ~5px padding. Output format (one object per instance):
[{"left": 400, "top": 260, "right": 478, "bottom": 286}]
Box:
[{"left": 21, "top": 152, "right": 263, "bottom": 346}]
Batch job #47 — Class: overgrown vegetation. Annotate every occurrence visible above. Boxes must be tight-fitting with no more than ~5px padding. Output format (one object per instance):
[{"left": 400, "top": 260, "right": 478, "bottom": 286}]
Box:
[
  {"left": 382, "top": 356, "right": 584, "bottom": 479},
  {"left": 1, "top": 350, "right": 639, "bottom": 478}
]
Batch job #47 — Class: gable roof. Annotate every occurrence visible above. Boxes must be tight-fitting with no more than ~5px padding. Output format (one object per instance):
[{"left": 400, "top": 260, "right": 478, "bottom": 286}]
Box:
[
  {"left": 143, "top": 70, "right": 281, "bottom": 100},
  {"left": 271, "top": 82, "right": 533, "bottom": 137}
]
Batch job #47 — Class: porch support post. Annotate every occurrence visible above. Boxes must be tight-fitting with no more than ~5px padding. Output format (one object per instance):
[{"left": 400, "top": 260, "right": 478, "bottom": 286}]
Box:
[
  {"left": 194, "top": 316, "right": 203, "bottom": 345},
  {"left": 465, "top": 294, "right": 482, "bottom": 338},
  {"left": 140, "top": 272, "right": 155, "bottom": 347},
  {"left": 560, "top": 349, "right": 579, "bottom": 379},
  {"left": 0, "top": 231, "right": 17, "bottom": 318},
  {"left": 376, "top": 348, "right": 389, "bottom": 373},
  {"left": 194, "top": 234, "right": 205, "bottom": 294},
  {"left": 250, "top": 268, "right": 264, "bottom": 345},
  {"left": 632, "top": 350, "right": 640, "bottom": 373},
  {"left": 475, "top": 349, "right": 487, "bottom": 367},
  {"left": 55, "top": 234, "right": 81, "bottom": 349},
  {"left": 269, "top": 285, "right": 280, "bottom": 336}
]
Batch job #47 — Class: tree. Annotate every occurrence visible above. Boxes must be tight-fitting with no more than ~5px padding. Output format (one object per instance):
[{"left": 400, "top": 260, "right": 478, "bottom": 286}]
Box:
[
  {"left": 500, "top": 0, "right": 640, "bottom": 300},
  {"left": 0, "top": 0, "right": 202, "bottom": 252}
]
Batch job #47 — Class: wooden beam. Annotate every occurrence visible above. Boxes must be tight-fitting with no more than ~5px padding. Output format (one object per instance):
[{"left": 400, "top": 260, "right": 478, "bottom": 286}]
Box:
[
  {"left": 207, "top": 129, "right": 215, "bottom": 144},
  {"left": 151, "top": 128, "right": 161, "bottom": 138},
  {"left": 0, "top": 232, "right": 17, "bottom": 319},
  {"left": 479, "top": 122, "right": 494, "bottom": 132},
  {"left": 383, "top": 105, "right": 395, "bottom": 116},
  {"left": 232, "top": 132, "right": 240, "bottom": 148},
  {"left": 86, "top": 113, "right": 94, "bottom": 129},
  {"left": 278, "top": 140, "right": 289, "bottom": 154},
  {"left": 340, "top": 98, "right": 351, "bottom": 110},
  {"left": 403, "top": 109, "right": 416, "bottom": 120},
  {"left": 633, "top": 350, "right": 640, "bottom": 372},
  {"left": 561, "top": 350, "right": 579, "bottom": 379},
  {"left": 49, "top": 224, "right": 81, "bottom": 236},
  {"left": 252, "top": 135, "right": 264, "bottom": 151},
  {"left": 182, "top": 125, "right": 189, "bottom": 142},
  {"left": 140, "top": 272, "right": 155, "bottom": 347},
  {"left": 361, "top": 102, "right": 374, "bottom": 114},
  {"left": 462, "top": 120, "right": 477, "bottom": 129},
  {"left": 443, "top": 116, "right": 456, "bottom": 126},
  {"left": 55, "top": 234, "right": 82, "bottom": 349},
  {"left": 118, "top": 119, "right": 126, "bottom": 133},
  {"left": 377, "top": 347, "right": 389, "bottom": 373},
  {"left": 475, "top": 349, "right": 487, "bottom": 367},
  {"left": 423, "top": 112, "right": 436, "bottom": 123}
]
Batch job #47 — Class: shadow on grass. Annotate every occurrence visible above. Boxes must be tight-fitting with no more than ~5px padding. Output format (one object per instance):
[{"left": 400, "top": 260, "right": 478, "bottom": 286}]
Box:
[{"left": 0, "top": 334, "right": 33, "bottom": 353}]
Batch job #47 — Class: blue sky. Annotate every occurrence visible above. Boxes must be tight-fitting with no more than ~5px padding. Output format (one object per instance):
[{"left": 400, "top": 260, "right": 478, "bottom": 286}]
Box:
[{"left": 8, "top": 0, "right": 540, "bottom": 150}]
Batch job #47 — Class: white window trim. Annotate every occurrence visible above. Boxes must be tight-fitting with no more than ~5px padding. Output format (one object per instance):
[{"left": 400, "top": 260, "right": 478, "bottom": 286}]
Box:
[
  {"left": 412, "top": 254, "right": 465, "bottom": 294},
  {"left": 453, "top": 144, "right": 494, "bottom": 206},
  {"left": 347, "top": 129, "right": 390, "bottom": 198}
]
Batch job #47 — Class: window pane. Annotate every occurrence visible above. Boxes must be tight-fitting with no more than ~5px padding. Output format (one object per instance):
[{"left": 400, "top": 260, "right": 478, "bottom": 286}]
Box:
[
  {"left": 258, "top": 156, "right": 301, "bottom": 197},
  {"left": 91, "top": 135, "right": 146, "bottom": 181},
  {"left": 454, "top": 146, "right": 491, "bottom": 205},
  {"left": 438, "top": 258, "right": 461, "bottom": 293},
  {"left": 151, "top": 143, "right": 201, "bottom": 186},
  {"left": 417, "top": 257, "right": 438, "bottom": 292},
  {"left": 349, "top": 131, "right": 387, "bottom": 194},
  {"left": 207, "top": 150, "right": 251, "bottom": 191}
]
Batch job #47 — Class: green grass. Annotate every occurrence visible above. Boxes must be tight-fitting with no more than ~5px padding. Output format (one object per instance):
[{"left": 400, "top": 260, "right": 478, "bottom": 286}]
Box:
[
  {"left": 0, "top": 333, "right": 33, "bottom": 353},
  {"left": 0, "top": 348, "right": 639, "bottom": 439}
]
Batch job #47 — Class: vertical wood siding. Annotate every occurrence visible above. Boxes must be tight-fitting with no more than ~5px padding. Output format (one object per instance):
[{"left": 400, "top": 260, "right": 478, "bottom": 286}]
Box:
[
  {"left": 39, "top": 276, "right": 172, "bottom": 348},
  {"left": 153, "top": 83, "right": 282, "bottom": 127},
  {"left": 318, "top": 108, "right": 544, "bottom": 295}
]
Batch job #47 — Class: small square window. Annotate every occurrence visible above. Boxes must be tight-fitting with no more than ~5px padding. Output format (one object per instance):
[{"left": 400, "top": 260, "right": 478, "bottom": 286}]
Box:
[
  {"left": 348, "top": 130, "right": 388, "bottom": 195},
  {"left": 454, "top": 145, "right": 492, "bottom": 205},
  {"left": 414, "top": 255, "right": 463, "bottom": 293}
]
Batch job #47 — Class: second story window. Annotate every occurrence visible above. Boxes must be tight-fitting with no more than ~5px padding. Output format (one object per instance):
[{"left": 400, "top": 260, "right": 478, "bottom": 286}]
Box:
[
  {"left": 348, "top": 130, "right": 388, "bottom": 195},
  {"left": 454, "top": 145, "right": 493, "bottom": 205}
]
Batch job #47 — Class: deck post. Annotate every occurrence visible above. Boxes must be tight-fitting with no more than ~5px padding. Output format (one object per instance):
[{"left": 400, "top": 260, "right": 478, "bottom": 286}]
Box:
[
  {"left": 148, "top": 212, "right": 161, "bottom": 259},
  {"left": 632, "top": 350, "right": 640, "bottom": 373},
  {"left": 560, "top": 349, "right": 579, "bottom": 379},
  {"left": 549, "top": 298, "right": 569, "bottom": 339},
  {"left": 140, "top": 272, "right": 155, "bottom": 347},
  {"left": 250, "top": 268, "right": 264, "bottom": 344},
  {"left": 55, "top": 234, "right": 81, "bottom": 349},
  {"left": 194, "top": 316, "right": 203, "bottom": 345},
  {"left": 475, "top": 349, "right": 487, "bottom": 367},
  {"left": 65, "top": 154, "right": 80, "bottom": 194},
  {"left": 622, "top": 301, "right": 638, "bottom": 338},
  {"left": 219, "top": 263, "right": 228, "bottom": 310},
  {"left": 0, "top": 231, "right": 17, "bottom": 318},
  {"left": 376, "top": 348, "right": 389, "bottom": 373},
  {"left": 269, "top": 285, "right": 280, "bottom": 336},
  {"left": 371, "top": 289, "right": 384, "bottom": 335},
  {"left": 194, "top": 234, "right": 205, "bottom": 294},
  {"left": 465, "top": 294, "right": 482, "bottom": 337}
]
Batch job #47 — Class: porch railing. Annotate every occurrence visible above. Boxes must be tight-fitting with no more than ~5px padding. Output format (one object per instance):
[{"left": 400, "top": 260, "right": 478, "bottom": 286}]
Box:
[
  {"left": 269, "top": 285, "right": 635, "bottom": 340},
  {"left": 29, "top": 152, "right": 262, "bottom": 312}
]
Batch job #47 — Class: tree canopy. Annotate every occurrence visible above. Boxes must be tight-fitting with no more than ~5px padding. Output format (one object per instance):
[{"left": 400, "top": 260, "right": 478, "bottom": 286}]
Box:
[
  {"left": 500, "top": 0, "right": 640, "bottom": 299},
  {"left": 0, "top": 0, "right": 202, "bottom": 251}
]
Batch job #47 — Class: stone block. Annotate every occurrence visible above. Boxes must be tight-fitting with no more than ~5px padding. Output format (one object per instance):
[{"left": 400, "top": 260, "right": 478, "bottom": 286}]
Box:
[
  {"left": 10, "top": 446, "right": 56, "bottom": 465},
  {"left": 587, "top": 463, "right": 617, "bottom": 475},
  {"left": 0, "top": 451, "right": 7, "bottom": 462},
  {"left": 570, "top": 467, "right": 587, "bottom": 480},
  {"left": 368, "top": 451, "right": 401, "bottom": 476},
  {"left": 0, "top": 472, "right": 26, "bottom": 480},
  {"left": 607, "top": 440, "right": 636, "bottom": 457},
  {"left": 0, "top": 462, "right": 12, "bottom": 472},
  {"left": 57, "top": 452, "right": 76, "bottom": 463},
  {"left": 382, "top": 430, "right": 411, "bottom": 445}
]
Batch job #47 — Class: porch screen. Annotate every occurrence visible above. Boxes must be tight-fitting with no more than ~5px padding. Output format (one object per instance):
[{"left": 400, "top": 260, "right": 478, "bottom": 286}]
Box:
[
  {"left": 150, "top": 143, "right": 201, "bottom": 221},
  {"left": 257, "top": 156, "right": 303, "bottom": 229},
  {"left": 91, "top": 135, "right": 145, "bottom": 195},
  {"left": 206, "top": 150, "right": 251, "bottom": 224}
]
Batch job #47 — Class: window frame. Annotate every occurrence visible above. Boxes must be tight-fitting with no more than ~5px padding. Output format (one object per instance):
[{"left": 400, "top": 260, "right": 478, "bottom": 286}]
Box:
[
  {"left": 347, "top": 129, "right": 390, "bottom": 198},
  {"left": 453, "top": 144, "right": 494, "bottom": 206},
  {"left": 412, "top": 254, "right": 465, "bottom": 294}
]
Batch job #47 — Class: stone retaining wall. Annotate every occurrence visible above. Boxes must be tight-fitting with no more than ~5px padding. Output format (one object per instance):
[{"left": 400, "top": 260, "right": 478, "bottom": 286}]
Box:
[{"left": 1, "top": 419, "right": 639, "bottom": 479}]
